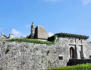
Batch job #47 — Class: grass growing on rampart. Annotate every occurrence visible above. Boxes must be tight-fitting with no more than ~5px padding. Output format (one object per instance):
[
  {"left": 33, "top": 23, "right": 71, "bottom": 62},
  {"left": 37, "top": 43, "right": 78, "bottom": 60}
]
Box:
[
  {"left": 7, "top": 38, "right": 53, "bottom": 45},
  {"left": 46, "top": 64, "right": 91, "bottom": 70},
  {"left": 0, "top": 68, "right": 3, "bottom": 70}
]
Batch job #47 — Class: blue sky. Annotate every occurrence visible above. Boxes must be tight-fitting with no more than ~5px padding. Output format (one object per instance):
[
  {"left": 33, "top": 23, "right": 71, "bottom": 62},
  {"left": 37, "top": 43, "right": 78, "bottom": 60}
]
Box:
[{"left": 0, "top": 0, "right": 91, "bottom": 40}]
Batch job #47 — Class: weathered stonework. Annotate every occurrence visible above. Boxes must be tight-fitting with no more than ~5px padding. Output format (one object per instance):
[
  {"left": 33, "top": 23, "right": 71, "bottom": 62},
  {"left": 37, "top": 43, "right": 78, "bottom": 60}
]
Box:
[
  {"left": 34, "top": 26, "right": 49, "bottom": 40},
  {"left": 28, "top": 23, "right": 49, "bottom": 40},
  {"left": 0, "top": 35, "right": 91, "bottom": 70}
]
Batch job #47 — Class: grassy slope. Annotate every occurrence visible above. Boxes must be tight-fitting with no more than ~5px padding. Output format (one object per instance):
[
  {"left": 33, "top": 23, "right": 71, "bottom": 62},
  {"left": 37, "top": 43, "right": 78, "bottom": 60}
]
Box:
[
  {"left": 46, "top": 64, "right": 91, "bottom": 70},
  {"left": 7, "top": 38, "right": 53, "bottom": 45}
]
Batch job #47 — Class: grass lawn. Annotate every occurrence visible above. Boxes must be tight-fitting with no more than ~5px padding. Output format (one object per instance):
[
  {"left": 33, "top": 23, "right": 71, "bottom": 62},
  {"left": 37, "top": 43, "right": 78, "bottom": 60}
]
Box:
[
  {"left": 0, "top": 68, "right": 3, "bottom": 70},
  {"left": 7, "top": 38, "right": 53, "bottom": 45},
  {"left": 46, "top": 64, "right": 91, "bottom": 70}
]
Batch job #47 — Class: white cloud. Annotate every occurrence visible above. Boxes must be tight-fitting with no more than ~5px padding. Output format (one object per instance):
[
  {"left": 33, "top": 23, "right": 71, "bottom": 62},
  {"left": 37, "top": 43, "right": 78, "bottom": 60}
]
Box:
[
  {"left": 11, "top": 29, "right": 28, "bottom": 38},
  {"left": 48, "top": 32, "right": 54, "bottom": 37},
  {"left": 11, "top": 29, "right": 22, "bottom": 37},
  {"left": 82, "top": 0, "right": 91, "bottom": 5}
]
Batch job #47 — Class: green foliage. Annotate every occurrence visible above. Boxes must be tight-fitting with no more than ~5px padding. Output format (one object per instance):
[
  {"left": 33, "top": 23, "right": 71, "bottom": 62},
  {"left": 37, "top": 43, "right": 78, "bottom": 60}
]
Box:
[
  {"left": 0, "top": 68, "right": 3, "bottom": 70},
  {"left": 48, "top": 32, "right": 89, "bottom": 42},
  {"left": 46, "top": 64, "right": 91, "bottom": 70},
  {"left": 7, "top": 38, "right": 53, "bottom": 45},
  {"left": 55, "top": 33, "right": 89, "bottom": 39}
]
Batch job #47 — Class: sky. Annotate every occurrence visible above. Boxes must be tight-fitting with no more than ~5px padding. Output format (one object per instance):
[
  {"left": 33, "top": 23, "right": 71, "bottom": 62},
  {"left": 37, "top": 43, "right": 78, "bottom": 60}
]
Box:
[{"left": 0, "top": 0, "right": 91, "bottom": 40}]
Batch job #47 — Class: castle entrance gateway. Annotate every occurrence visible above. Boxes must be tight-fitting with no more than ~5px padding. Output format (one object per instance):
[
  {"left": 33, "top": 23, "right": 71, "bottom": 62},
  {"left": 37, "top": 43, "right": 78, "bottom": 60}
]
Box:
[
  {"left": 70, "top": 47, "right": 75, "bottom": 59},
  {"left": 70, "top": 46, "right": 77, "bottom": 59}
]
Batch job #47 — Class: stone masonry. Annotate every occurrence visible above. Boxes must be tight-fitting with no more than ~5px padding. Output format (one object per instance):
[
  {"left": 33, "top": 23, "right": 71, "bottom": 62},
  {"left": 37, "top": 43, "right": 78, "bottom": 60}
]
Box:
[
  {"left": 0, "top": 34, "right": 91, "bottom": 70},
  {"left": 27, "top": 23, "right": 49, "bottom": 40},
  {"left": 0, "top": 24, "right": 91, "bottom": 70}
]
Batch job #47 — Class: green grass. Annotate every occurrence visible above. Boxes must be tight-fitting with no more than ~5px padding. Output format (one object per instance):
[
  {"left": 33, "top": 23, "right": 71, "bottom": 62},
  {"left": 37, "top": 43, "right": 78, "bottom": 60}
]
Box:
[
  {"left": 0, "top": 68, "right": 3, "bottom": 70},
  {"left": 46, "top": 64, "right": 91, "bottom": 70},
  {"left": 7, "top": 38, "right": 53, "bottom": 45}
]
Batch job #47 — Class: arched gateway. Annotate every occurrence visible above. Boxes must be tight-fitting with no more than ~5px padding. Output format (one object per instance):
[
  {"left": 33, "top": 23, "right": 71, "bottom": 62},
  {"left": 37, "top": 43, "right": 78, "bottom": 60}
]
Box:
[{"left": 70, "top": 47, "right": 75, "bottom": 59}]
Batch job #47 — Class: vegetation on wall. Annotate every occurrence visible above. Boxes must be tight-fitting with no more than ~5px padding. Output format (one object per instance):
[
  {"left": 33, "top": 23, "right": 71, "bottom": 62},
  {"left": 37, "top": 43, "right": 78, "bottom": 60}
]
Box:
[
  {"left": 55, "top": 33, "right": 89, "bottom": 39},
  {"left": 46, "top": 64, "right": 91, "bottom": 70},
  {"left": 7, "top": 38, "right": 53, "bottom": 45},
  {"left": 48, "top": 33, "right": 89, "bottom": 42}
]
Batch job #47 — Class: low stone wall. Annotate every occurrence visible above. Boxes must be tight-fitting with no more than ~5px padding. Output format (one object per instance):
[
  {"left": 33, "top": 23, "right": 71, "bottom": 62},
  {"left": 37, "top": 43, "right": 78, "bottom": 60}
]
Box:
[
  {"left": 0, "top": 40, "right": 69, "bottom": 70},
  {"left": 0, "top": 37, "right": 90, "bottom": 70}
]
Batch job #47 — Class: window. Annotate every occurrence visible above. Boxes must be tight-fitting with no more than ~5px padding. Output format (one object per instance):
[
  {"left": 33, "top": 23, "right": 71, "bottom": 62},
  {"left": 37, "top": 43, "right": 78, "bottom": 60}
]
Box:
[
  {"left": 59, "top": 55, "right": 63, "bottom": 60},
  {"left": 89, "top": 55, "right": 91, "bottom": 58}
]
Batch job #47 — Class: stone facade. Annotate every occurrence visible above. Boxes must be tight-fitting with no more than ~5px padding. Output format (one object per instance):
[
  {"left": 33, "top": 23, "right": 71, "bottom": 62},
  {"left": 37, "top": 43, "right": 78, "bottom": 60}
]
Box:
[
  {"left": 0, "top": 40, "right": 69, "bottom": 70},
  {"left": 27, "top": 23, "right": 49, "bottom": 40},
  {"left": 0, "top": 24, "right": 91, "bottom": 70},
  {"left": 0, "top": 34, "right": 91, "bottom": 70},
  {"left": 34, "top": 26, "right": 49, "bottom": 40}
]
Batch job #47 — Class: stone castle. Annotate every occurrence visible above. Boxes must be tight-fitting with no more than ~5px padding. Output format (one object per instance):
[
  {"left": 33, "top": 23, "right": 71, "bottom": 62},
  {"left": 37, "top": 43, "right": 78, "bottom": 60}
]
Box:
[
  {"left": 27, "top": 22, "right": 49, "bottom": 40},
  {"left": 0, "top": 23, "right": 91, "bottom": 70}
]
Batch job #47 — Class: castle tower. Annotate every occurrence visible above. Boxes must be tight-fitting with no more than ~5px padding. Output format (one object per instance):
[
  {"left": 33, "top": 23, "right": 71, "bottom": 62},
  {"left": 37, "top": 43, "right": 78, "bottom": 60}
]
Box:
[{"left": 31, "top": 22, "right": 35, "bottom": 38}]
